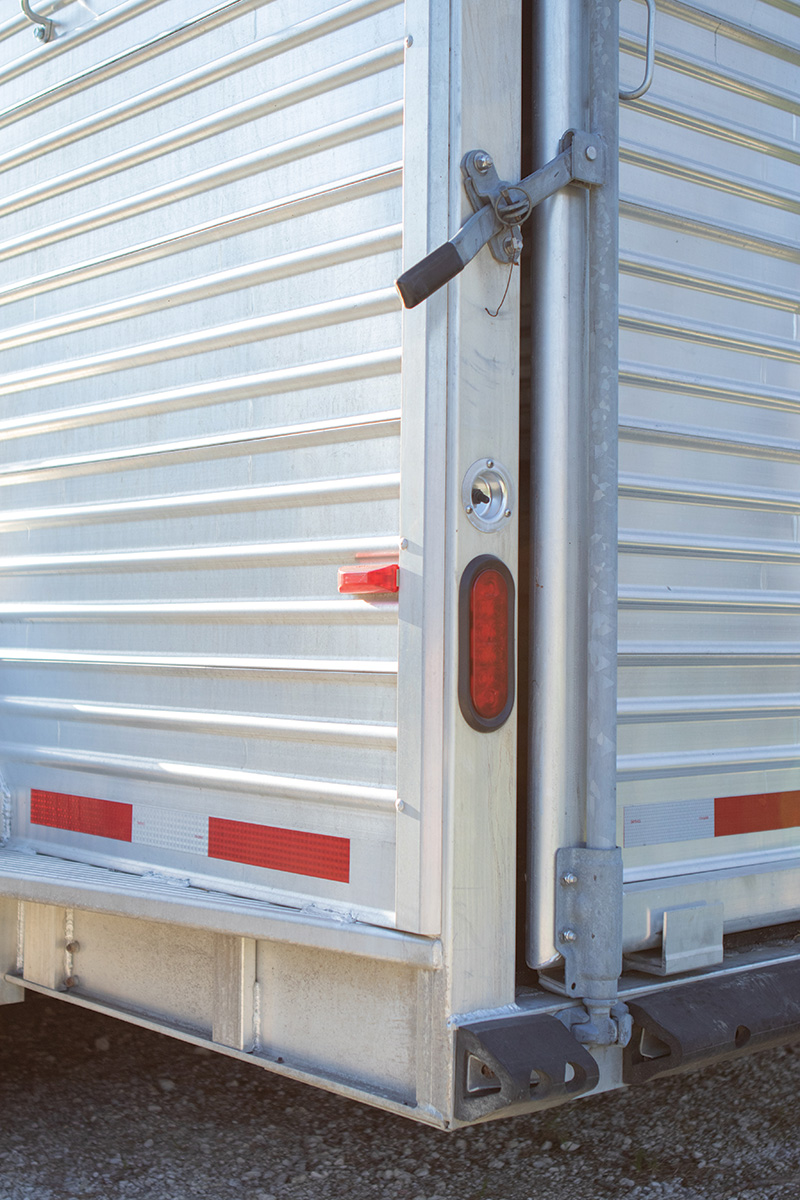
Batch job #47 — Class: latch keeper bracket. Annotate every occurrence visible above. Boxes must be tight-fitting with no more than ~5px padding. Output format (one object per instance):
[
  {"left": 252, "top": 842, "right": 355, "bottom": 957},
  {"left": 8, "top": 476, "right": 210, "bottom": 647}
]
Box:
[{"left": 396, "top": 130, "right": 607, "bottom": 307}]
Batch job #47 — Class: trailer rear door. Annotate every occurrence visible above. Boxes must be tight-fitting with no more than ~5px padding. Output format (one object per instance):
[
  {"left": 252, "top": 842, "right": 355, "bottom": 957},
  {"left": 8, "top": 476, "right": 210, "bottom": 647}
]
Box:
[
  {"left": 0, "top": 0, "right": 520, "bottom": 940},
  {"left": 527, "top": 0, "right": 800, "bottom": 968}
]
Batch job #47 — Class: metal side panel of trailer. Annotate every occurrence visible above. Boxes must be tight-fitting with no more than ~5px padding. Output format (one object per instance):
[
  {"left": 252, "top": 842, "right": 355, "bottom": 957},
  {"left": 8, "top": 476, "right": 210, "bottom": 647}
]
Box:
[{"left": 0, "top": 0, "right": 799, "bottom": 1127}]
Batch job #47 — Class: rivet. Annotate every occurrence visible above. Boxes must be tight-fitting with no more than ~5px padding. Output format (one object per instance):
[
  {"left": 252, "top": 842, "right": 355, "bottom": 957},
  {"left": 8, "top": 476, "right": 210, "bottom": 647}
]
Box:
[
  {"left": 585, "top": 145, "right": 598, "bottom": 161},
  {"left": 504, "top": 509, "right": 512, "bottom": 518},
  {"left": 400, "top": 538, "right": 408, "bottom": 550},
  {"left": 395, "top": 798, "right": 405, "bottom": 812},
  {"left": 560, "top": 872, "right": 578, "bottom": 887},
  {"left": 559, "top": 929, "right": 577, "bottom": 944},
  {"left": 65, "top": 941, "right": 80, "bottom": 953},
  {"left": 64, "top": 975, "right": 79, "bottom": 988},
  {"left": 465, "top": 505, "right": 473, "bottom": 514},
  {"left": 486, "top": 460, "right": 494, "bottom": 469},
  {"left": 404, "top": 34, "right": 413, "bottom": 48},
  {"left": 33, "top": 25, "right": 46, "bottom": 40}
]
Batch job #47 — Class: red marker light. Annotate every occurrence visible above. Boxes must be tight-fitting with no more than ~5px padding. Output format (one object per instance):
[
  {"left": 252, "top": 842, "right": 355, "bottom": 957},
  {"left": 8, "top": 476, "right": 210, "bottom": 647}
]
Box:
[
  {"left": 459, "top": 556, "right": 515, "bottom": 731},
  {"left": 470, "top": 568, "right": 510, "bottom": 719},
  {"left": 338, "top": 564, "right": 399, "bottom": 595}
]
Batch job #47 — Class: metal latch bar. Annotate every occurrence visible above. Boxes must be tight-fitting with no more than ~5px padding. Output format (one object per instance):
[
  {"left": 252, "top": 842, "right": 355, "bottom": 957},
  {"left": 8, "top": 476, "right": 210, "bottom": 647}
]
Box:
[{"left": 395, "top": 129, "right": 606, "bottom": 309}]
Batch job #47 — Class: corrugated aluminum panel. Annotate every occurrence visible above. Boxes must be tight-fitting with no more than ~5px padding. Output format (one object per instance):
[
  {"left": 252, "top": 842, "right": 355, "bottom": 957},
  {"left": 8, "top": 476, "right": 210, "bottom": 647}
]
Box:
[
  {"left": 618, "top": 0, "right": 800, "bottom": 935},
  {"left": 0, "top": 0, "right": 408, "bottom": 924}
]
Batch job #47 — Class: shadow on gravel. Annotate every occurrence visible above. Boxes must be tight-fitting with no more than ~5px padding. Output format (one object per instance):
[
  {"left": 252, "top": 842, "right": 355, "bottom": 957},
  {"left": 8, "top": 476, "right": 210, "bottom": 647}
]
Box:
[{"left": 0, "top": 992, "right": 798, "bottom": 1200}]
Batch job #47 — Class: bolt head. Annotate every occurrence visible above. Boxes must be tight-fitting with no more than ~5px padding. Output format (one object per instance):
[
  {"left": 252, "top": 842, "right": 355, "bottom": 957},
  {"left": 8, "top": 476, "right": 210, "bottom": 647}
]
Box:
[
  {"left": 399, "top": 538, "right": 408, "bottom": 550},
  {"left": 34, "top": 24, "right": 46, "bottom": 39},
  {"left": 395, "top": 798, "right": 405, "bottom": 812},
  {"left": 560, "top": 872, "right": 579, "bottom": 887},
  {"left": 504, "top": 509, "right": 512, "bottom": 518},
  {"left": 474, "top": 152, "right": 492, "bottom": 174},
  {"left": 404, "top": 34, "right": 413, "bottom": 48},
  {"left": 559, "top": 929, "right": 577, "bottom": 944},
  {"left": 585, "top": 145, "right": 598, "bottom": 161},
  {"left": 465, "top": 505, "right": 473, "bottom": 514}
]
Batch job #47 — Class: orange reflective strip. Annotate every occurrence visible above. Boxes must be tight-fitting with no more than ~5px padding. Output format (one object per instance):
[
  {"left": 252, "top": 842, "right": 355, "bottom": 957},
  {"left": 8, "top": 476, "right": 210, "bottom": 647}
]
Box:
[{"left": 714, "top": 790, "right": 800, "bottom": 838}]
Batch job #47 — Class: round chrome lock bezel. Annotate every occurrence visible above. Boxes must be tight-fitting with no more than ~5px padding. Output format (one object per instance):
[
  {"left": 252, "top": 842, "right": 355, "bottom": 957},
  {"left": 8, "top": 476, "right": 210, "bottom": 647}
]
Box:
[{"left": 461, "top": 459, "right": 513, "bottom": 532}]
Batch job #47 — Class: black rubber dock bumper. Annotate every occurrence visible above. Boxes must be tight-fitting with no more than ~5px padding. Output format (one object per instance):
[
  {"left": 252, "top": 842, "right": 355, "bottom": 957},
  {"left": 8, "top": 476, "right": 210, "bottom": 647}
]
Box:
[
  {"left": 624, "top": 958, "right": 800, "bottom": 1085},
  {"left": 454, "top": 1014, "right": 599, "bottom": 1122}
]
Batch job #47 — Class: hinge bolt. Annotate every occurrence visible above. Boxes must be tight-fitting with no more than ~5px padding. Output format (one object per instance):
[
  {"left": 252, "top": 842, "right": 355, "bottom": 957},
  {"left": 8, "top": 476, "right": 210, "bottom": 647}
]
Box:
[
  {"left": 585, "top": 145, "right": 598, "bottom": 161},
  {"left": 560, "top": 872, "right": 578, "bottom": 887},
  {"left": 33, "top": 24, "right": 46, "bottom": 39},
  {"left": 559, "top": 929, "right": 577, "bottom": 944},
  {"left": 474, "top": 152, "right": 493, "bottom": 174}
]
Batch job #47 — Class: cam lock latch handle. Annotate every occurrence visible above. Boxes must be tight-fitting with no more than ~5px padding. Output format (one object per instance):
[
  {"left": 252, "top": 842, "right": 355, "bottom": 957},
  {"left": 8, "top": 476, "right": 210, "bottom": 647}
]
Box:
[{"left": 396, "top": 129, "right": 606, "bottom": 310}]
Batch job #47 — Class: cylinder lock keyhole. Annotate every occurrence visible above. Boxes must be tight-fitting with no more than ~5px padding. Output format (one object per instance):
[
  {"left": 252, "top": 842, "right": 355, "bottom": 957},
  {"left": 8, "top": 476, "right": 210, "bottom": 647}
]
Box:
[{"left": 462, "top": 459, "right": 513, "bottom": 532}]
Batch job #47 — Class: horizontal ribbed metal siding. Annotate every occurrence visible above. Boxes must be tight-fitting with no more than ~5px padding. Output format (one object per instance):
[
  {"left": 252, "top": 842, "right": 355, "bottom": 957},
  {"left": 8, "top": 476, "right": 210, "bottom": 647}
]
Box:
[
  {"left": 618, "top": 1, "right": 800, "bottom": 888},
  {"left": 0, "top": 0, "right": 406, "bottom": 921}
]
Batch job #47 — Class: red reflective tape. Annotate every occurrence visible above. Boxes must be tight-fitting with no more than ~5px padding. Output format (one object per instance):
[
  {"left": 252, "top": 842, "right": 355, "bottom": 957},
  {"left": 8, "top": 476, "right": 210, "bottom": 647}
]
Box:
[
  {"left": 714, "top": 790, "right": 800, "bottom": 838},
  {"left": 30, "top": 789, "right": 132, "bottom": 842},
  {"left": 208, "top": 817, "right": 350, "bottom": 883}
]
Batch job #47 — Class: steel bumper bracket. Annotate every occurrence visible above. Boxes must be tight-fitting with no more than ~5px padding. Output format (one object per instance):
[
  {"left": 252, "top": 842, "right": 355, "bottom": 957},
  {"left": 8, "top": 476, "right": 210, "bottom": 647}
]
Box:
[
  {"left": 454, "top": 1013, "right": 600, "bottom": 1122},
  {"left": 623, "top": 958, "right": 800, "bottom": 1085}
]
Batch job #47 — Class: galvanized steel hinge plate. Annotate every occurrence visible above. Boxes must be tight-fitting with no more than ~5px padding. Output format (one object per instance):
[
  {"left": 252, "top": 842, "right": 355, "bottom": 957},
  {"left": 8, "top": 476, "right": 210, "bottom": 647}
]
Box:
[
  {"left": 395, "top": 130, "right": 607, "bottom": 308},
  {"left": 554, "top": 846, "right": 623, "bottom": 998},
  {"left": 542, "top": 846, "right": 630, "bottom": 1047}
]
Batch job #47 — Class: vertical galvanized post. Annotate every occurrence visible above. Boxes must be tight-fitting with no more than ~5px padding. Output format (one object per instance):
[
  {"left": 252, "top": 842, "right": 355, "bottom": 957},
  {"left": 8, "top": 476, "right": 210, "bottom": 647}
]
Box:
[
  {"left": 527, "top": 0, "right": 590, "bottom": 972},
  {"left": 585, "top": 0, "right": 620, "bottom": 861},
  {"left": 527, "top": 0, "right": 622, "bottom": 1023}
]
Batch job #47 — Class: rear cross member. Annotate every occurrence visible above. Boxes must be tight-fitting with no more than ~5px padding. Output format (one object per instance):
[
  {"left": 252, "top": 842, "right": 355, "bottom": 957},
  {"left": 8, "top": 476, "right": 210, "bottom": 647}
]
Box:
[{"left": 395, "top": 129, "right": 606, "bottom": 309}]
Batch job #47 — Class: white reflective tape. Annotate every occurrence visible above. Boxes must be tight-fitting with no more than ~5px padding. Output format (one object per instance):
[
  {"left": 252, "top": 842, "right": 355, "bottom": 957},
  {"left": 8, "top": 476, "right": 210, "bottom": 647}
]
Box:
[
  {"left": 623, "top": 798, "right": 714, "bottom": 847},
  {"left": 132, "top": 805, "right": 208, "bottom": 856}
]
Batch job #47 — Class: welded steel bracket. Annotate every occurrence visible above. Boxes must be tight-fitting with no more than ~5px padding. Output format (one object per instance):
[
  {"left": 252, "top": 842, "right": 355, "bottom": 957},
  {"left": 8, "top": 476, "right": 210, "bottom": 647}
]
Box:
[
  {"left": 454, "top": 1013, "right": 599, "bottom": 1122},
  {"left": 396, "top": 129, "right": 606, "bottom": 308},
  {"left": 624, "top": 958, "right": 800, "bottom": 1085},
  {"left": 20, "top": 0, "right": 53, "bottom": 42}
]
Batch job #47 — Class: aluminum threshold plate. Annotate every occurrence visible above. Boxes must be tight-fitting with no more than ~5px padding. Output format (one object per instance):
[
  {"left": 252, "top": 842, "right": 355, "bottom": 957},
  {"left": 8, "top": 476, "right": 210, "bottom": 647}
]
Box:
[{"left": 0, "top": 849, "right": 441, "bottom": 970}]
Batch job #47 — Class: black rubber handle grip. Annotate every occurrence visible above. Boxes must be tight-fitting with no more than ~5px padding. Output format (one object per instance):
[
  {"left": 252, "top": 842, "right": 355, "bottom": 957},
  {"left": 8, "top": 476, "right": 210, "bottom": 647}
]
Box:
[{"left": 395, "top": 242, "right": 465, "bottom": 309}]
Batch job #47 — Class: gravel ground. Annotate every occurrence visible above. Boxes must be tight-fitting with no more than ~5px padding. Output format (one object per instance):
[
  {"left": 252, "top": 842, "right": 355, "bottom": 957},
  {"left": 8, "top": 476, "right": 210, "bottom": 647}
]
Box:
[{"left": 0, "top": 991, "right": 797, "bottom": 1200}]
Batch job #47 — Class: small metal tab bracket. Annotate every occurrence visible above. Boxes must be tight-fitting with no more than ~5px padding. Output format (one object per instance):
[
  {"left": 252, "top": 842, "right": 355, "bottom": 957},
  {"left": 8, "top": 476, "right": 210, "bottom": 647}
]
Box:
[
  {"left": 454, "top": 1013, "right": 599, "bottom": 1122},
  {"left": 624, "top": 901, "right": 724, "bottom": 977},
  {"left": 395, "top": 130, "right": 607, "bottom": 307},
  {"left": 21, "top": 0, "right": 54, "bottom": 42},
  {"left": 623, "top": 958, "right": 800, "bottom": 1085}
]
